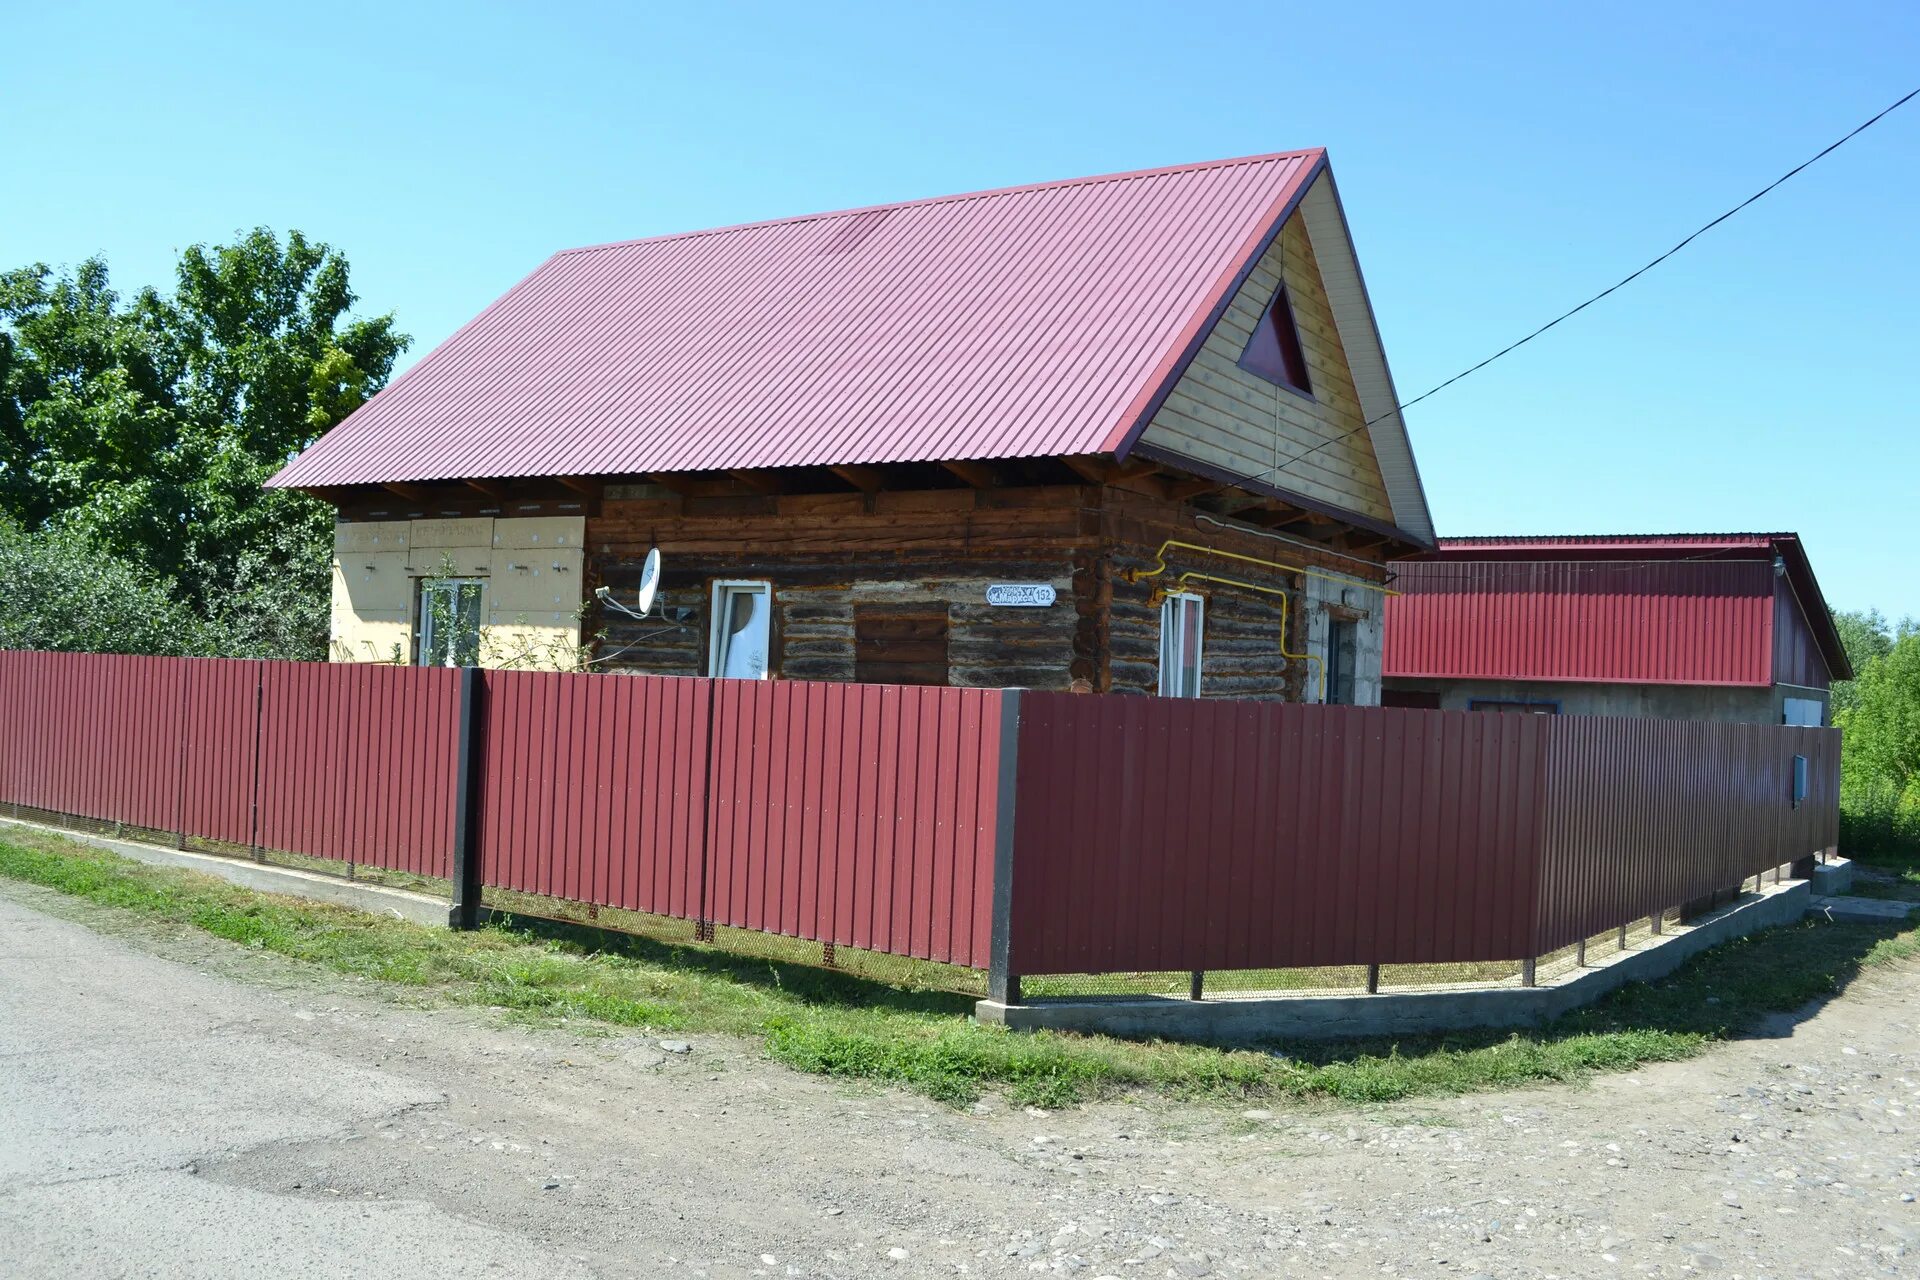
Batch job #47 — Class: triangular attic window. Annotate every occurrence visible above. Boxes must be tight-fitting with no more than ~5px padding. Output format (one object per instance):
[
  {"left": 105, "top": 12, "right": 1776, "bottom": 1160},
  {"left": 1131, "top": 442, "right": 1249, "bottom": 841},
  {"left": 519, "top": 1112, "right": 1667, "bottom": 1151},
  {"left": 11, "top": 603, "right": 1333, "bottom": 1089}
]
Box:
[{"left": 1238, "top": 284, "right": 1313, "bottom": 396}]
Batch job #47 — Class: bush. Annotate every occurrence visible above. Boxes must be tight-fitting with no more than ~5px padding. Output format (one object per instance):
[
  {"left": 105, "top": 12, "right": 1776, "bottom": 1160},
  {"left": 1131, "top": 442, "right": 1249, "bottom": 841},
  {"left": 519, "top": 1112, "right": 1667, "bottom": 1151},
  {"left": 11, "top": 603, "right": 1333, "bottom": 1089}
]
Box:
[
  {"left": 0, "top": 515, "right": 216, "bottom": 656},
  {"left": 1840, "top": 777, "right": 1920, "bottom": 864}
]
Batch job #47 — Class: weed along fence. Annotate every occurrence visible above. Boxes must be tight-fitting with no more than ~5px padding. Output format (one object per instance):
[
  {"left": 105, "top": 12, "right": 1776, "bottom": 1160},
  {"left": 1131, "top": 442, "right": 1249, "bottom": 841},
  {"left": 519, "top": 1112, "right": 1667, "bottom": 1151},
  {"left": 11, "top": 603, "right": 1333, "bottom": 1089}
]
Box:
[{"left": 0, "top": 651, "right": 1839, "bottom": 1007}]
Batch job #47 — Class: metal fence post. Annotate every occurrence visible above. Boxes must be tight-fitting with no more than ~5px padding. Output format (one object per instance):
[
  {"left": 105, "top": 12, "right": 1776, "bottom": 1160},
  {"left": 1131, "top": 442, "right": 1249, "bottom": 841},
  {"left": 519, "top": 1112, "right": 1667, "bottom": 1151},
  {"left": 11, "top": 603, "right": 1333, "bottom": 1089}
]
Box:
[
  {"left": 1189, "top": 970, "right": 1205, "bottom": 1001},
  {"left": 1520, "top": 958, "right": 1537, "bottom": 988},
  {"left": 447, "top": 666, "right": 484, "bottom": 930},
  {"left": 1365, "top": 964, "right": 1380, "bottom": 994},
  {"left": 986, "top": 689, "right": 1024, "bottom": 1007},
  {"left": 247, "top": 665, "right": 265, "bottom": 863}
]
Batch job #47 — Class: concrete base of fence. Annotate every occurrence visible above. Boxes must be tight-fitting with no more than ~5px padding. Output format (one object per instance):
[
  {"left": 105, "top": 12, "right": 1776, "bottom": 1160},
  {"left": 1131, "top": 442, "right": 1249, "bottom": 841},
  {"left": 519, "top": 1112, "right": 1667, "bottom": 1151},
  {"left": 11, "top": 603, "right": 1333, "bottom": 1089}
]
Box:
[
  {"left": 976, "top": 878, "right": 1813, "bottom": 1043},
  {"left": 1, "top": 817, "right": 452, "bottom": 929},
  {"left": 1809, "top": 856, "right": 1855, "bottom": 897}
]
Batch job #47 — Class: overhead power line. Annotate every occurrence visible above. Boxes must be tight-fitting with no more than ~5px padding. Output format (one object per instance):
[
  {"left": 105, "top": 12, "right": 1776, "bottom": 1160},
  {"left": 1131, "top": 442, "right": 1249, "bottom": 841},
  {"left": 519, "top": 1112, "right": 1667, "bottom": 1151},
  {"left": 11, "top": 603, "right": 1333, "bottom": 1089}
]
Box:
[{"left": 1200, "top": 85, "right": 1920, "bottom": 502}]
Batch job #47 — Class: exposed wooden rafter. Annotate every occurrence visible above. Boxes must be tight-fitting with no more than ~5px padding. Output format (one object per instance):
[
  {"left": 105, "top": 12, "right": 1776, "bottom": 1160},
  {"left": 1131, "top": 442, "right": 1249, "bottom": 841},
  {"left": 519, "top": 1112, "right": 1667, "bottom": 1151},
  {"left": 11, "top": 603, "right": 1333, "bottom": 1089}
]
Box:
[
  {"left": 1059, "top": 456, "right": 1112, "bottom": 484},
  {"left": 1166, "top": 478, "right": 1218, "bottom": 502},
  {"left": 381, "top": 481, "right": 431, "bottom": 502},
  {"left": 827, "top": 463, "right": 887, "bottom": 493},
  {"left": 644, "top": 473, "right": 695, "bottom": 495},
  {"left": 556, "top": 475, "right": 604, "bottom": 499},
  {"left": 940, "top": 459, "right": 1000, "bottom": 489},
  {"left": 726, "top": 469, "right": 787, "bottom": 495},
  {"left": 464, "top": 478, "right": 509, "bottom": 499}
]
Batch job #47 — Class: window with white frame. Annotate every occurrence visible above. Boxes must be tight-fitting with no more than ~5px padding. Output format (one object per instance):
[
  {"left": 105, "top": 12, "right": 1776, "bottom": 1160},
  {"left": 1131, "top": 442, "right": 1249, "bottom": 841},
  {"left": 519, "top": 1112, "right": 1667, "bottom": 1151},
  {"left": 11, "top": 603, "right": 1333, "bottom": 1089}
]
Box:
[
  {"left": 1157, "top": 592, "right": 1204, "bottom": 698},
  {"left": 709, "top": 580, "right": 773, "bottom": 679},
  {"left": 418, "top": 578, "right": 484, "bottom": 668}
]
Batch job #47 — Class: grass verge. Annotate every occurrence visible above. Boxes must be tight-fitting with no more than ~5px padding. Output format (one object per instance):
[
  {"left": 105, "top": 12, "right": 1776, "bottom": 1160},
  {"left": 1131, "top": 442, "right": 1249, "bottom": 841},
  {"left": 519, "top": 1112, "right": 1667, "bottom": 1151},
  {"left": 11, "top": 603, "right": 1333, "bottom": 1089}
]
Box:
[{"left": 4, "top": 828, "right": 1917, "bottom": 1110}]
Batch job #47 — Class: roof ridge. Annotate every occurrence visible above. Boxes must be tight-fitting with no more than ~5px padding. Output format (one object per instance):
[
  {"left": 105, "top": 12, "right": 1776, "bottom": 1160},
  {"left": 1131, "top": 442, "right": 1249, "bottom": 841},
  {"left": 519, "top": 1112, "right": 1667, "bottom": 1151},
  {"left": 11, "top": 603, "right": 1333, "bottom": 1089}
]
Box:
[
  {"left": 1438, "top": 532, "right": 1794, "bottom": 543},
  {"left": 554, "top": 149, "right": 1324, "bottom": 259}
]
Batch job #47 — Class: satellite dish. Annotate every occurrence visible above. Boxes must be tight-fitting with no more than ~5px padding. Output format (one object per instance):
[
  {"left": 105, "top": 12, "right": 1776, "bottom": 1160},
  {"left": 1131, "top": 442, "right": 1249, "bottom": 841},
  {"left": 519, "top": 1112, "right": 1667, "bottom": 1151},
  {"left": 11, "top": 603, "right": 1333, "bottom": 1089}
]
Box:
[{"left": 635, "top": 547, "right": 663, "bottom": 617}]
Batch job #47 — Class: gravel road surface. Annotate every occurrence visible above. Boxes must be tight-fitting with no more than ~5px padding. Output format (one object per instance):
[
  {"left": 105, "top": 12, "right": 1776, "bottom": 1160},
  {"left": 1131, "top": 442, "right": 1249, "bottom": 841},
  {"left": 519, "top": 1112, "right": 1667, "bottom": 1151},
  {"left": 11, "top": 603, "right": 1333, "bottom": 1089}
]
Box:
[{"left": 2, "top": 882, "right": 1915, "bottom": 1279}]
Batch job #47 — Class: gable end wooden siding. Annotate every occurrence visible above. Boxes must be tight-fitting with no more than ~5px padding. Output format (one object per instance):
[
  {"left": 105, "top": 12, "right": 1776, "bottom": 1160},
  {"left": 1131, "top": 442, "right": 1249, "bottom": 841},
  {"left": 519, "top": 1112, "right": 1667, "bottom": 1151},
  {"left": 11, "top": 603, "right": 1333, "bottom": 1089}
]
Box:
[{"left": 1134, "top": 209, "right": 1393, "bottom": 525}]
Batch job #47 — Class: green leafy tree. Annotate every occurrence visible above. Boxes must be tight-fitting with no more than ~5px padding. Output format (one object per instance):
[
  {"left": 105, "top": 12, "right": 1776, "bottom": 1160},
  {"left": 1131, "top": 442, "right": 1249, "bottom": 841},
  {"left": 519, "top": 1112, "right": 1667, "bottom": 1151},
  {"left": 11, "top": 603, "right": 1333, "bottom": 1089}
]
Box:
[
  {"left": 1829, "top": 607, "right": 1895, "bottom": 721},
  {"left": 1833, "top": 612, "right": 1920, "bottom": 858},
  {"left": 1839, "top": 627, "right": 1920, "bottom": 793},
  {"left": 0, "top": 515, "right": 214, "bottom": 656},
  {"left": 0, "top": 230, "right": 407, "bottom": 658}
]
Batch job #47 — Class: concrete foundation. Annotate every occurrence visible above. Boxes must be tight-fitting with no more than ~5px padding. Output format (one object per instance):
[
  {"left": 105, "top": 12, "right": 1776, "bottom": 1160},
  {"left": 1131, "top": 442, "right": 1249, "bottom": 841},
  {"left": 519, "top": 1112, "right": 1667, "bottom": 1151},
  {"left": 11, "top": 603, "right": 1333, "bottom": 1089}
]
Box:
[
  {"left": 976, "top": 879, "right": 1812, "bottom": 1042},
  {"left": 1809, "top": 856, "right": 1855, "bottom": 897},
  {"left": 0, "top": 817, "right": 452, "bottom": 928},
  {"left": 1809, "top": 894, "right": 1918, "bottom": 925}
]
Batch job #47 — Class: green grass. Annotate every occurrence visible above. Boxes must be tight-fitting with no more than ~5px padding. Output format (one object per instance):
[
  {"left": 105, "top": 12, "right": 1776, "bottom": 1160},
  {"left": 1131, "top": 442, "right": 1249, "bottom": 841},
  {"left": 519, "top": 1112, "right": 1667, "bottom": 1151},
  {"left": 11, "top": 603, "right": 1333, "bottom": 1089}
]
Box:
[{"left": 3, "top": 828, "right": 1917, "bottom": 1111}]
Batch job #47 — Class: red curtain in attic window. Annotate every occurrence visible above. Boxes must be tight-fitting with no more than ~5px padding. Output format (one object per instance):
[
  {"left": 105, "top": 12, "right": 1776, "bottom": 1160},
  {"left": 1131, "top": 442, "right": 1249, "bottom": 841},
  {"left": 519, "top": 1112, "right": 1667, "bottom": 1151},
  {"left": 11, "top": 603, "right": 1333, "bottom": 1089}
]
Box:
[{"left": 1238, "top": 285, "right": 1313, "bottom": 396}]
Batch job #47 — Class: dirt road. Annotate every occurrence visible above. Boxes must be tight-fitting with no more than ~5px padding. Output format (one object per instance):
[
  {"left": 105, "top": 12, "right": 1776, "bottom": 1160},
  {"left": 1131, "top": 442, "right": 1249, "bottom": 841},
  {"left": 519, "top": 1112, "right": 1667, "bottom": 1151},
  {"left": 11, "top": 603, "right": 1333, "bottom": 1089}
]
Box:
[{"left": 2, "top": 881, "right": 1915, "bottom": 1279}]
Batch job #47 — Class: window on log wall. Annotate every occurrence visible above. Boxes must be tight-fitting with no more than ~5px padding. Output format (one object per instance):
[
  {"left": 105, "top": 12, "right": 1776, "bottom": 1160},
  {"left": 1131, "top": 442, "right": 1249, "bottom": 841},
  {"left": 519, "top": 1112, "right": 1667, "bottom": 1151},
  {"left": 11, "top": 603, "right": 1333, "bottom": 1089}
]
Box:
[{"left": 854, "top": 604, "right": 950, "bottom": 686}]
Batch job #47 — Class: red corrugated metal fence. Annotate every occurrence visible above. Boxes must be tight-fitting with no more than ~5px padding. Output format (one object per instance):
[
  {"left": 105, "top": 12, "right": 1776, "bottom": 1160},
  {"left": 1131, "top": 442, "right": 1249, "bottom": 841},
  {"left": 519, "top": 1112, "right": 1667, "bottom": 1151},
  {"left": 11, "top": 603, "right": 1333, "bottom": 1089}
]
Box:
[
  {"left": 0, "top": 651, "right": 194, "bottom": 834},
  {"left": 1531, "top": 717, "right": 1839, "bottom": 953},
  {"left": 1007, "top": 698, "right": 1550, "bottom": 975},
  {"left": 0, "top": 650, "right": 1840, "bottom": 983},
  {"left": 478, "top": 670, "right": 710, "bottom": 920},
  {"left": 256, "top": 662, "right": 462, "bottom": 877},
  {"left": 705, "top": 680, "right": 1001, "bottom": 968},
  {"left": 1004, "top": 695, "right": 1839, "bottom": 979}
]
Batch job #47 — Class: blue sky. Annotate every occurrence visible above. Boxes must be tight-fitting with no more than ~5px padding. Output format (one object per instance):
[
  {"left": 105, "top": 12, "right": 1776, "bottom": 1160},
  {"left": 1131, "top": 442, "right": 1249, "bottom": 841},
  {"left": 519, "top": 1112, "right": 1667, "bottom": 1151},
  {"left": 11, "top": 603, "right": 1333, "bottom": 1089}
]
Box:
[{"left": 6, "top": 1, "right": 1917, "bottom": 619}]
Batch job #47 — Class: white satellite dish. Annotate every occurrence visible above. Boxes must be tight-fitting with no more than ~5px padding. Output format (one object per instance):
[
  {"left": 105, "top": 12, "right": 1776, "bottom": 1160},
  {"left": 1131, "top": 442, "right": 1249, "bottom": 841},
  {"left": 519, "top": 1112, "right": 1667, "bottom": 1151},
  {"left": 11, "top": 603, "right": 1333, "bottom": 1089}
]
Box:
[{"left": 635, "top": 547, "right": 663, "bottom": 617}]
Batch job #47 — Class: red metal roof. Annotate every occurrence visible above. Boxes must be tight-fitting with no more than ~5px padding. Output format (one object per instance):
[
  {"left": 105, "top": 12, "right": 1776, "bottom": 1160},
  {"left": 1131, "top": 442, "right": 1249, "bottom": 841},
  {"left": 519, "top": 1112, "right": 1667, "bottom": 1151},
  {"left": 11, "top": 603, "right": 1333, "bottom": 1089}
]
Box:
[
  {"left": 1383, "top": 533, "right": 1851, "bottom": 688},
  {"left": 270, "top": 151, "right": 1329, "bottom": 490}
]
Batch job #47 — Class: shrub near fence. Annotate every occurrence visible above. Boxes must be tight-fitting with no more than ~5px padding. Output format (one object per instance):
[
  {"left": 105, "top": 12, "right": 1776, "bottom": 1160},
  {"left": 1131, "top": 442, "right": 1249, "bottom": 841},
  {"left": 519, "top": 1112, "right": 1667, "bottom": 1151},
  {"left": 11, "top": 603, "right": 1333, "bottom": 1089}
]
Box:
[{"left": 0, "top": 651, "right": 1839, "bottom": 1001}]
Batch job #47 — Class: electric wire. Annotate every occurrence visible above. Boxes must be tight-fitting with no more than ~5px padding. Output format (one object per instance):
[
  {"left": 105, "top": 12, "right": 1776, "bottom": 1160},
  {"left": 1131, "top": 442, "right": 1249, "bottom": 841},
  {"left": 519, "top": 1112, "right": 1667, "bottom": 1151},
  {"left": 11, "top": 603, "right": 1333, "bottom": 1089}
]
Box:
[{"left": 1190, "top": 86, "right": 1920, "bottom": 504}]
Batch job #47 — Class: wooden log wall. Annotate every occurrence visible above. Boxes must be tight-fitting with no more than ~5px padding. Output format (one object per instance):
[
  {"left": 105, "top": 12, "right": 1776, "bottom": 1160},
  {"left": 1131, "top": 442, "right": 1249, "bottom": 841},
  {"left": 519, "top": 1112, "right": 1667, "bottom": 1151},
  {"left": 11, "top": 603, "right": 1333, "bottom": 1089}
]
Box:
[{"left": 583, "top": 483, "right": 1386, "bottom": 698}]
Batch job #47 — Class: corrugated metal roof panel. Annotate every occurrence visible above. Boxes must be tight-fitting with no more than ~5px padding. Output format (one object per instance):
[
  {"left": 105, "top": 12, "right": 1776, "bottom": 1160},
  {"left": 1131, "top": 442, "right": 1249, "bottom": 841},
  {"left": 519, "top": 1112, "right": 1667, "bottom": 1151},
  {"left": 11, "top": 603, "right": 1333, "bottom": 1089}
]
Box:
[
  {"left": 1384, "top": 532, "right": 1851, "bottom": 687},
  {"left": 270, "top": 152, "right": 1328, "bottom": 489},
  {"left": 1385, "top": 558, "right": 1777, "bottom": 687}
]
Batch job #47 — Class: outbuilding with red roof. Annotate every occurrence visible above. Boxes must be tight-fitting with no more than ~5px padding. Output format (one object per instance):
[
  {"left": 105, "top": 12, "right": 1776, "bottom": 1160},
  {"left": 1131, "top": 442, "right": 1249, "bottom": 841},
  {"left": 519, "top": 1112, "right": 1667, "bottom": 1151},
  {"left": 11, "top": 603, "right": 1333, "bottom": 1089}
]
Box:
[{"left": 1382, "top": 533, "right": 1851, "bottom": 724}]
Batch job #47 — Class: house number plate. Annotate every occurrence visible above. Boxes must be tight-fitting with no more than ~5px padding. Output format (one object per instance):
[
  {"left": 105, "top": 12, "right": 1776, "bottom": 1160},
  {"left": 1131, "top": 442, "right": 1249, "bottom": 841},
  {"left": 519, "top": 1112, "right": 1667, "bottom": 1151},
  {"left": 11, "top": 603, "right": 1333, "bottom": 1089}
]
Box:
[{"left": 986, "top": 583, "right": 1057, "bottom": 607}]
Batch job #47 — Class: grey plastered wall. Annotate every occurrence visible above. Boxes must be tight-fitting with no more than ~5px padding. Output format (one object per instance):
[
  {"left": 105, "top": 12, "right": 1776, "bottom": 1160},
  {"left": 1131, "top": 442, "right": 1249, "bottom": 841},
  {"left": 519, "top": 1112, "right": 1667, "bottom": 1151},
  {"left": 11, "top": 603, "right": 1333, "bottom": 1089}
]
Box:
[{"left": 1383, "top": 677, "right": 1793, "bottom": 724}]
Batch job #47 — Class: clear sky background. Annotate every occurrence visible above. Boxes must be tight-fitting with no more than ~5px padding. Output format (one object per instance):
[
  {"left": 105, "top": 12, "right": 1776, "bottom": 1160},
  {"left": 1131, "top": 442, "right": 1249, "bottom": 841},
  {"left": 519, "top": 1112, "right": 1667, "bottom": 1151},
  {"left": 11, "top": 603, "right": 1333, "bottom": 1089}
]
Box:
[{"left": 6, "top": 1, "right": 1917, "bottom": 619}]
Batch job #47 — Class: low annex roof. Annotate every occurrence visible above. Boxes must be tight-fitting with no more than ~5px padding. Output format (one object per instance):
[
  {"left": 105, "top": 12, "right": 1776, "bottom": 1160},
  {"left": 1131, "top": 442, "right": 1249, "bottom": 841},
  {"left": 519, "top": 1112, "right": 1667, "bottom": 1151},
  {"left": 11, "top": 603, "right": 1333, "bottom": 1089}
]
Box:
[
  {"left": 1385, "top": 532, "right": 1853, "bottom": 687},
  {"left": 269, "top": 151, "right": 1431, "bottom": 540}
]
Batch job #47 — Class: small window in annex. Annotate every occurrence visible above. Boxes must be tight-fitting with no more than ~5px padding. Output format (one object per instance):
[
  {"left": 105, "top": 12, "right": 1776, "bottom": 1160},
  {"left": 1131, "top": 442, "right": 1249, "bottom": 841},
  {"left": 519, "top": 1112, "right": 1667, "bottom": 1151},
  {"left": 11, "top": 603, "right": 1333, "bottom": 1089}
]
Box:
[
  {"left": 1468, "top": 699, "right": 1560, "bottom": 715},
  {"left": 1782, "top": 697, "right": 1825, "bottom": 727},
  {"left": 418, "top": 578, "right": 484, "bottom": 668},
  {"left": 1158, "top": 592, "right": 1205, "bottom": 698},
  {"left": 1238, "top": 283, "right": 1313, "bottom": 396},
  {"left": 710, "top": 580, "right": 774, "bottom": 679}
]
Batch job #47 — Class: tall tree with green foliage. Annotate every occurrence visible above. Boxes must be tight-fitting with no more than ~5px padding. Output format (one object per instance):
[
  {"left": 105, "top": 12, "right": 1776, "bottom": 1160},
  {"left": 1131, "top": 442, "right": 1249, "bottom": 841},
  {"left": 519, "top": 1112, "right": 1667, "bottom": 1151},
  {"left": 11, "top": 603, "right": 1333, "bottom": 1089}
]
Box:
[
  {"left": 0, "top": 230, "right": 407, "bottom": 657},
  {"left": 1831, "top": 609, "right": 1920, "bottom": 857},
  {"left": 1830, "top": 607, "right": 1895, "bottom": 721}
]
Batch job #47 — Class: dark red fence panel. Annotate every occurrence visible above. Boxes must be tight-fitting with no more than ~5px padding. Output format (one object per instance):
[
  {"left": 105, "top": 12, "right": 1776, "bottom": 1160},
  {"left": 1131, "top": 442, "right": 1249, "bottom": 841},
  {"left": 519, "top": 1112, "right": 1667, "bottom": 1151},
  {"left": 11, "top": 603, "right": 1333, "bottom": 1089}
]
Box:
[
  {"left": 1530, "top": 718, "right": 1841, "bottom": 952},
  {"left": 704, "top": 680, "right": 1004, "bottom": 968},
  {"left": 255, "top": 661, "right": 460, "bottom": 877},
  {"left": 1005, "top": 697, "right": 1549, "bottom": 976},
  {"left": 0, "top": 650, "right": 190, "bottom": 833},
  {"left": 179, "top": 659, "right": 265, "bottom": 846},
  {"left": 477, "top": 670, "right": 711, "bottom": 918}
]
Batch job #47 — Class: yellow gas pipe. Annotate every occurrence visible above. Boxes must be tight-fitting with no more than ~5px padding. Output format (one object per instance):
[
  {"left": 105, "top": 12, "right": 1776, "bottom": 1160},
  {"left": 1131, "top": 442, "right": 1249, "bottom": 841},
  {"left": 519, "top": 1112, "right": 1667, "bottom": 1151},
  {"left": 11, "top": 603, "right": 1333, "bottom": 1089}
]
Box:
[{"left": 1121, "top": 539, "right": 1399, "bottom": 703}]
